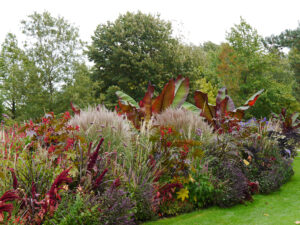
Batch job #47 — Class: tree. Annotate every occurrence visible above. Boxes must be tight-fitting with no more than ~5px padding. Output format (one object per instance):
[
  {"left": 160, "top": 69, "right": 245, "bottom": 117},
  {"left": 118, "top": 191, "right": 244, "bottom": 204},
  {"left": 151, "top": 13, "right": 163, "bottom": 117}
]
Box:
[
  {"left": 21, "top": 11, "right": 85, "bottom": 112},
  {"left": 56, "top": 63, "right": 98, "bottom": 112},
  {"left": 0, "top": 33, "right": 27, "bottom": 119},
  {"left": 88, "top": 11, "right": 187, "bottom": 101},
  {"left": 216, "top": 18, "right": 299, "bottom": 118},
  {"left": 266, "top": 23, "right": 300, "bottom": 102}
]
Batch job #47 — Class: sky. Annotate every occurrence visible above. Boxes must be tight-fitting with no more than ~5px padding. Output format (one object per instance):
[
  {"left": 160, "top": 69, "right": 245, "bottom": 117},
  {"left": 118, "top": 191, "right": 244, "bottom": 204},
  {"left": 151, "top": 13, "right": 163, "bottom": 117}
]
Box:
[{"left": 0, "top": 0, "right": 299, "bottom": 46}]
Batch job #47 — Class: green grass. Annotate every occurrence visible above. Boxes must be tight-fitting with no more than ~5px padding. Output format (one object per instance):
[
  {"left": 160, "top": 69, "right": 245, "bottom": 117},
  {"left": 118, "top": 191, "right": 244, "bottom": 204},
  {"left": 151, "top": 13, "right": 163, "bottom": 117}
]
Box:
[{"left": 145, "top": 157, "right": 300, "bottom": 225}]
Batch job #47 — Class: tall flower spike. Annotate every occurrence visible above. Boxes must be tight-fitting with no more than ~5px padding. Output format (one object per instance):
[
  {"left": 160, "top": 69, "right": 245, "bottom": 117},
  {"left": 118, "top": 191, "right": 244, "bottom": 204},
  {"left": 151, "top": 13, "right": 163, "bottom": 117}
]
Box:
[
  {"left": 48, "top": 168, "right": 72, "bottom": 201},
  {"left": 0, "top": 190, "right": 18, "bottom": 202},
  {"left": 8, "top": 168, "right": 18, "bottom": 189},
  {"left": 0, "top": 190, "right": 18, "bottom": 222},
  {"left": 87, "top": 138, "right": 104, "bottom": 172},
  {"left": 0, "top": 203, "right": 14, "bottom": 222},
  {"left": 93, "top": 168, "right": 108, "bottom": 188}
]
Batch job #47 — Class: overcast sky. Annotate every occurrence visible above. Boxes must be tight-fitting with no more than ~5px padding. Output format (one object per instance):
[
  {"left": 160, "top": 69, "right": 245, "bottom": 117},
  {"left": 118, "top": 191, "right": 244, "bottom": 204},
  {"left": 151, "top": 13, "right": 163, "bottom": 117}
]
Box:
[{"left": 0, "top": 0, "right": 299, "bottom": 46}]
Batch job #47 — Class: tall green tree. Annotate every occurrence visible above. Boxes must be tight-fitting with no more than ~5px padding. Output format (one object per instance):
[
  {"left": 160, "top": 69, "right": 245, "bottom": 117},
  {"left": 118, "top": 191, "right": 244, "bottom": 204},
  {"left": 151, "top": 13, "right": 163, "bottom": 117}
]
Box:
[
  {"left": 21, "top": 11, "right": 85, "bottom": 112},
  {"left": 88, "top": 11, "right": 189, "bottom": 101},
  {"left": 217, "top": 18, "right": 299, "bottom": 118},
  {"left": 0, "top": 33, "right": 46, "bottom": 120},
  {"left": 0, "top": 33, "right": 27, "bottom": 119},
  {"left": 266, "top": 23, "right": 300, "bottom": 101},
  {"left": 56, "top": 62, "right": 97, "bottom": 112}
]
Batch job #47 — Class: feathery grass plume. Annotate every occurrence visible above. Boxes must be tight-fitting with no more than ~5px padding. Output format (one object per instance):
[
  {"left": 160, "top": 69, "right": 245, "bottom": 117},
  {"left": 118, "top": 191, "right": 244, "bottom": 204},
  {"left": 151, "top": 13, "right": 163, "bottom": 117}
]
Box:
[
  {"left": 69, "top": 105, "right": 133, "bottom": 147},
  {"left": 154, "top": 108, "right": 214, "bottom": 139}
]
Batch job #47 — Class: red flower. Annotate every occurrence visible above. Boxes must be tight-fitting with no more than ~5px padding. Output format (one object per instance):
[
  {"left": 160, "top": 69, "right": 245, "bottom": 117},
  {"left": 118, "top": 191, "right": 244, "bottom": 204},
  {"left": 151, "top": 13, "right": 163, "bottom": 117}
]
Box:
[
  {"left": 111, "top": 178, "right": 121, "bottom": 189},
  {"left": 65, "top": 138, "right": 75, "bottom": 150},
  {"left": 87, "top": 138, "right": 104, "bottom": 172},
  {"left": 167, "top": 127, "right": 172, "bottom": 134},
  {"left": 0, "top": 190, "right": 18, "bottom": 202},
  {"left": 166, "top": 141, "right": 172, "bottom": 147},
  {"left": 183, "top": 144, "right": 189, "bottom": 152},
  {"left": 48, "top": 168, "right": 72, "bottom": 202},
  {"left": 0, "top": 204, "right": 14, "bottom": 222},
  {"left": 94, "top": 168, "right": 108, "bottom": 188},
  {"left": 0, "top": 190, "right": 18, "bottom": 222},
  {"left": 63, "top": 111, "right": 71, "bottom": 120},
  {"left": 160, "top": 129, "right": 165, "bottom": 137},
  {"left": 48, "top": 145, "right": 56, "bottom": 154},
  {"left": 42, "top": 117, "right": 50, "bottom": 124}
]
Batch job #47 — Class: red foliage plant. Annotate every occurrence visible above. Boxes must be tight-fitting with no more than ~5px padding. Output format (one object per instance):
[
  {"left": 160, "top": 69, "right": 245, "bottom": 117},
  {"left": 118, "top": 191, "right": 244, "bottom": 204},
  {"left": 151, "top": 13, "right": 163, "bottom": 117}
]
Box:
[
  {"left": 116, "top": 76, "right": 189, "bottom": 129},
  {"left": 32, "top": 168, "right": 73, "bottom": 224},
  {"left": 194, "top": 87, "right": 264, "bottom": 133},
  {"left": 87, "top": 138, "right": 104, "bottom": 172}
]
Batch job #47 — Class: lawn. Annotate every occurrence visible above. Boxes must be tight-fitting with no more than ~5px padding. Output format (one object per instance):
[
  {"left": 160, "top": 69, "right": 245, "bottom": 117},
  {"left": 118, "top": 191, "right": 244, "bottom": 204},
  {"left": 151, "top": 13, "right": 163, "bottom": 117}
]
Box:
[{"left": 145, "top": 156, "right": 300, "bottom": 225}]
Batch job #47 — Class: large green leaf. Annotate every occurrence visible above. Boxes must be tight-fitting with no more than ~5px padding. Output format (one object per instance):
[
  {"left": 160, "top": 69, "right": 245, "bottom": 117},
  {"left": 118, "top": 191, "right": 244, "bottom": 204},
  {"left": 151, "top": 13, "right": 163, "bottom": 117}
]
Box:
[
  {"left": 152, "top": 79, "right": 175, "bottom": 113},
  {"left": 181, "top": 102, "right": 201, "bottom": 113},
  {"left": 172, "top": 76, "right": 189, "bottom": 108},
  {"left": 116, "top": 91, "right": 139, "bottom": 109}
]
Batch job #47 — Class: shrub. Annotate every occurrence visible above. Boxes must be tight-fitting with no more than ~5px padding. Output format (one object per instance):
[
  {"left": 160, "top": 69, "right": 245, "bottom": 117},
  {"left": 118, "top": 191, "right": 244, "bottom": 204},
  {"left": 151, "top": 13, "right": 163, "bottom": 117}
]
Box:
[
  {"left": 212, "top": 159, "right": 251, "bottom": 207},
  {"left": 187, "top": 160, "right": 217, "bottom": 208},
  {"left": 44, "top": 193, "right": 99, "bottom": 225},
  {"left": 97, "top": 185, "right": 135, "bottom": 225}
]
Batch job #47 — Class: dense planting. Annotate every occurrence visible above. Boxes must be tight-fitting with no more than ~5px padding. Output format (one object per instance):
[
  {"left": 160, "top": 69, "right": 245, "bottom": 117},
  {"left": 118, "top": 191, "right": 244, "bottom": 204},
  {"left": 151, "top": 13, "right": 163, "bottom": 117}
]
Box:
[{"left": 0, "top": 77, "right": 299, "bottom": 224}]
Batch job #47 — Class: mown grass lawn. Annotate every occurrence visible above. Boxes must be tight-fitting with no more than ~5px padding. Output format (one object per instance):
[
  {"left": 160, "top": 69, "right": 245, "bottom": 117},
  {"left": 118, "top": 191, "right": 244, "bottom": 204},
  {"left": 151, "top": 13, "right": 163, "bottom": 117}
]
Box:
[{"left": 145, "top": 157, "right": 300, "bottom": 225}]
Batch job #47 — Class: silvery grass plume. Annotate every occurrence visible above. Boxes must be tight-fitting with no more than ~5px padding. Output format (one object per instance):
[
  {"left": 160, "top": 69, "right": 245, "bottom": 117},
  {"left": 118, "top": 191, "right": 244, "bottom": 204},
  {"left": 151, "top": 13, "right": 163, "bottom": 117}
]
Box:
[
  {"left": 69, "top": 105, "right": 133, "bottom": 145},
  {"left": 154, "top": 108, "right": 214, "bottom": 140}
]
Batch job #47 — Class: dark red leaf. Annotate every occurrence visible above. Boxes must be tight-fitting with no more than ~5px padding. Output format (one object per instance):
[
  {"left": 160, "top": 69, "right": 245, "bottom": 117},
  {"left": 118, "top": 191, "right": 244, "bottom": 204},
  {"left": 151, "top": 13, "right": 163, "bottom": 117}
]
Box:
[
  {"left": 139, "top": 83, "right": 155, "bottom": 121},
  {"left": 152, "top": 79, "right": 175, "bottom": 113},
  {"left": 194, "top": 91, "right": 215, "bottom": 124}
]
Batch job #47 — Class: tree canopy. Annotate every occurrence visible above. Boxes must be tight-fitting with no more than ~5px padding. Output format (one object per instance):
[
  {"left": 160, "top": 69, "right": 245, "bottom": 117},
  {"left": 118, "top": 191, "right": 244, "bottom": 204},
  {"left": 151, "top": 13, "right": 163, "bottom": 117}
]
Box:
[
  {"left": 0, "top": 12, "right": 299, "bottom": 121},
  {"left": 88, "top": 11, "right": 190, "bottom": 101}
]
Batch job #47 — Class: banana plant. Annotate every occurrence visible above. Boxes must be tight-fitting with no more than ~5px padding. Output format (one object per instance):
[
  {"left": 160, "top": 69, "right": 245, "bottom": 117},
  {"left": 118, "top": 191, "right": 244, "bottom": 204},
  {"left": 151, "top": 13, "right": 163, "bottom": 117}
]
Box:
[
  {"left": 193, "top": 87, "right": 264, "bottom": 133},
  {"left": 272, "top": 108, "right": 300, "bottom": 134},
  {"left": 116, "top": 76, "right": 189, "bottom": 129}
]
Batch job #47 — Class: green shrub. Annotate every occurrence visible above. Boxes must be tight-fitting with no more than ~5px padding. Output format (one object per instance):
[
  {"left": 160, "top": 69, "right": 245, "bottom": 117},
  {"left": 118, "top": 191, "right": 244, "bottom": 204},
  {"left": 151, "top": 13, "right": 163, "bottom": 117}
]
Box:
[
  {"left": 187, "top": 160, "right": 217, "bottom": 208},
  {"left": 44, "top": 193, "right": 99, "bottom": 225}
]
